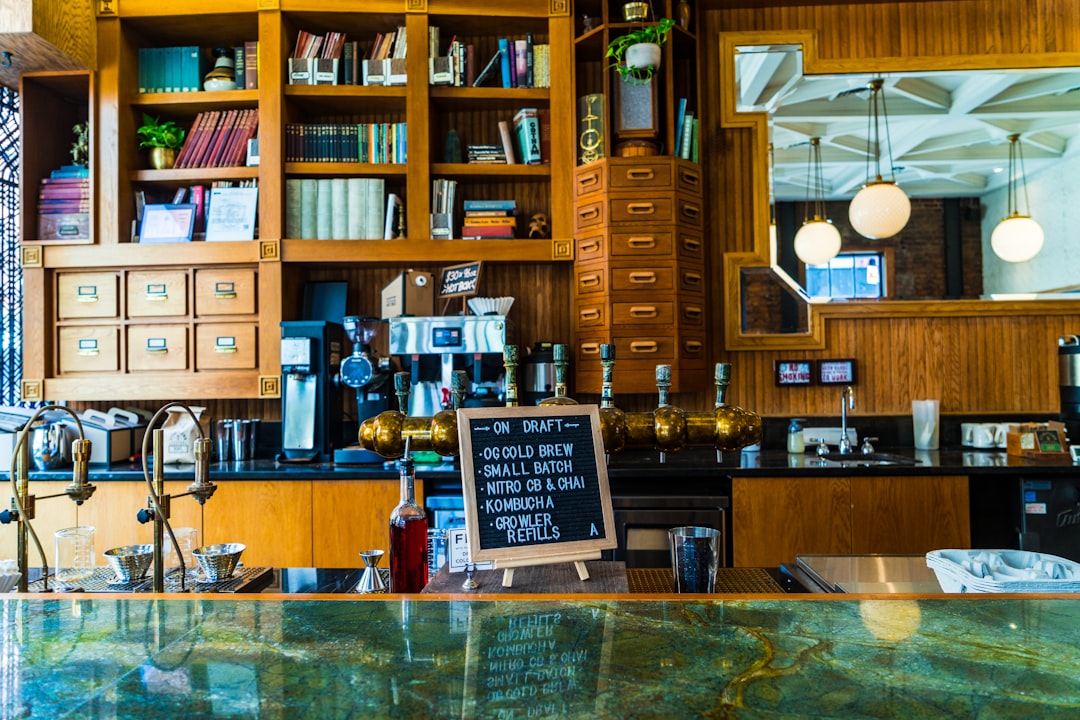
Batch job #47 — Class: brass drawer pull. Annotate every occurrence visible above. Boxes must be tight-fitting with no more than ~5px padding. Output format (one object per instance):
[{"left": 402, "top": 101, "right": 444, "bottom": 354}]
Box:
[
  {"left": 627, "top": 236, "right": 656, "bottom": 249},
  {"left": 626, "top": 168, "right": 655, "bottom": 181},
  {"left": 579, "top": 273, "right": 601, "bottom": 288},
  {"left": 577, "top": 173, "right": 600, "bottom": 190},
  {"left": 580, "top": 343, "right": 601, "bottom": 355},
  {"left": 580, "top": 239, "right": 601, "bottom": 253},
  {"left": 630, "top": 341, "right": 658, "bottom": 354},
  {"left": 629, "top": 306, "right": 658, "bottom": 318},
  {"left": 145, "top": 338, "right": 168, "bottom": 354},
  {"left": 145, "top": 283, "right": 168, "bottom": 301},
  {"left": 684, "top": 340, "right": 703, "bottom": 352},
  {"left": 682, "top": 237, "right": 702, "bottom": 252},
  {"left": 579, "top": 308, "right": 601, "bottom": 321},
  {"left": 215, "top": 337, "right": 238, "bottom": 353},
  {"left": 683, "top": 272, "right": 702, "bottom": 287},
  {"left": 214, "top": 281, "right": 237, "bottom": 299},
  {"left": 680, "top": 203, "right": 702, "bottom": 221},
  {"left": 684, "top": 306, "right": 703, "bottom": 319},
  {"left": 628, "top": 271, "right": 657, "bottom": 284},
  {"left": 679, "top": 168, "right": 701, "bottom": 188},
  {"left": 77, "top": 339, "right": 99, "bottom": 356},
  {"left": 627, "top": 202, "right": 656, "bottom": 215},
  {"left": 578, "top": 207, "right": 600, "bottom": 221},
  {"left": 75, "top": 285, "right": 99, "bottom": 302}
]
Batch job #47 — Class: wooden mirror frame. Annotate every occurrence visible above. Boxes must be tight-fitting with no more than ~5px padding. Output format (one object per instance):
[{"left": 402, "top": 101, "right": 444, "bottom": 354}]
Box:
[{"left": 718, "top": 30, "right": 1080, "bottom": 351}]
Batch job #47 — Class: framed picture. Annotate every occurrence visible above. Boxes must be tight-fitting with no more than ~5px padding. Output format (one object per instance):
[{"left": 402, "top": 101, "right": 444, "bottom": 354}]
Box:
[
  {"left": 138, "top": 203, "right": 196, "bottom": 243},
  {"left": 1036, "top": 429, "right": 1064, "bottom": 453},
  {"left": 775, "top": 360, "right": 812, "bottom": 386},
  {"left": 818, "top": 359, "right": 857, "bottom": 385}
]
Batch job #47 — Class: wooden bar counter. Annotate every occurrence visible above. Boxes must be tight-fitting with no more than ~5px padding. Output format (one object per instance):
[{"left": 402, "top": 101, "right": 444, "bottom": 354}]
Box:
[{"left": 7, "top": 588, "right": 1080, "bottom": 717}]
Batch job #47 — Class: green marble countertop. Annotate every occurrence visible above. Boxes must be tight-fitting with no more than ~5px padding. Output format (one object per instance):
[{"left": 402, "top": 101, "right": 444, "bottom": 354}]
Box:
[{"left": 7, "top": 594, "right": 1080, "bottom": 718}]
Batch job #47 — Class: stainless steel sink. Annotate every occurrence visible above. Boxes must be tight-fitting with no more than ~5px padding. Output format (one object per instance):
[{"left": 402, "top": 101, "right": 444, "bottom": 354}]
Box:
[{"left": 810, "top": 452, "right": 922, "bottom": 467}]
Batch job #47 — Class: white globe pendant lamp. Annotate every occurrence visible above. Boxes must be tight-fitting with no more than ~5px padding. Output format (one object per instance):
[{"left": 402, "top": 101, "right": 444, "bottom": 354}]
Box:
[
  {"left": 794, "top": 137, "right": 842, "bottom": 265},
  {"left": 848, "top": 79, "right": 911, "bottom": 239},
  {"left": 991, "top": 134, "right": 1044, "bottom": 263}
]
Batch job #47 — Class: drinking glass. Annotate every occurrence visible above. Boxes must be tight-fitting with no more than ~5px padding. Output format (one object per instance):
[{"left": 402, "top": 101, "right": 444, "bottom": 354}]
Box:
[{"left": 54, "top": 526, "right": 95, "bottom": 585}]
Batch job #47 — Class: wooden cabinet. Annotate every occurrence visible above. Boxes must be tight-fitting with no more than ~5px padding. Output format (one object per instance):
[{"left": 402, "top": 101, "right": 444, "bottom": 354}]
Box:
[
  {"left": 732, "top": 475, "right": 971, "bottom": 568},
  {"left": 311, "top": 479, "right": 422, "bottom": 568},
  {"left": 203, "top": 480, "right": 313, "bottom": 568},
  {"left": 20, "top": 0, "right": 575, "bottom": 403}
]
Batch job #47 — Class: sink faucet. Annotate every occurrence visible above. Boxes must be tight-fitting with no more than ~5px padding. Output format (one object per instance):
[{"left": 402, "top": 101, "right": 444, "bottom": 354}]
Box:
[{"left": 838, "top": 386, "right": 855, "bottom": 454}]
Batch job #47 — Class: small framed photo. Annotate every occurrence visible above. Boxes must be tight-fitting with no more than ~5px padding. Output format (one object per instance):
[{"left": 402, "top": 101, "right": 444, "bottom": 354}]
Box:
[
  {"left": 138, "top": 203, "right": 196, "bottom": 243},
  {"left": 775, "top": 360, "right": 813, "bottom": 386},
  {"left": 1036, "top": 429, "right": 1064, "bottom": 453},
  {"left": 818, "top": 359, "right": 857, "bottom": 385}
]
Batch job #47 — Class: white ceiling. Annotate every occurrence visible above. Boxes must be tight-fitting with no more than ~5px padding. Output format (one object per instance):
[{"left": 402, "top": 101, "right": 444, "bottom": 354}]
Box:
[{"left": 735, "top": 45, "right": 1080, "bottom": 202}]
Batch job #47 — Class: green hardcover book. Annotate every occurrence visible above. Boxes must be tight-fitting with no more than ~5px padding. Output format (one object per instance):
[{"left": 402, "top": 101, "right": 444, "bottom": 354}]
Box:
[{"left": 690, "top": 118, "right": 700, "bottom": 163}]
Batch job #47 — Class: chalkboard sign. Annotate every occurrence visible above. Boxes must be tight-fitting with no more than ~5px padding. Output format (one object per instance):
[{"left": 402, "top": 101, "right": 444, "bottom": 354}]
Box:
[
  {"left": 458, "top": 405, "right": 617, "bottom": 566},
  {"left": 439, "top": 261, "right": 483, "bottom": 298}
]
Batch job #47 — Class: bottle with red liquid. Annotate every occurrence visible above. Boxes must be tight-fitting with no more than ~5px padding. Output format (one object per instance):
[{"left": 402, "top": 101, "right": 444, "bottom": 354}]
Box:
[{"left": 389, "top": 445, "right": 428, "bottom": 592}]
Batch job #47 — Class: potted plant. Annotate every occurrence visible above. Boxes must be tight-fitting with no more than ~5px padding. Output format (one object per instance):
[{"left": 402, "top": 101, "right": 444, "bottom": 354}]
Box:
[
  {"left": 136, "top": 113, "right": 185, "bottom": 169},
  {"left": 606, "top": 18, "right": 676, "bottom": 84}
]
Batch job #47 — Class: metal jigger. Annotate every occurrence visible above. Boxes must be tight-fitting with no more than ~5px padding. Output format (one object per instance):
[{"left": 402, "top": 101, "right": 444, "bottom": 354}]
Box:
[{"left": 357, "top": 549, "right": 387, "bottom": 593}]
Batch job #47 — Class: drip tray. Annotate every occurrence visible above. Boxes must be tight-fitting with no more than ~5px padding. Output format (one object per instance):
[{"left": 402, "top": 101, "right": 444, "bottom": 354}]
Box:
[{"left": 26, "top": 566, "right": 274, "bottom": 594}]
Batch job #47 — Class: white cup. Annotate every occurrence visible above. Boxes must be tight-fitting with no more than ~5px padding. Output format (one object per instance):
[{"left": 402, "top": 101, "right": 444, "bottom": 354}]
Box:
[
  {"left": 912, "top": 399, "right": 940, "bottom": 450},
  {"left": 971, "top": 424, "right": 999, "bottom": 449}
]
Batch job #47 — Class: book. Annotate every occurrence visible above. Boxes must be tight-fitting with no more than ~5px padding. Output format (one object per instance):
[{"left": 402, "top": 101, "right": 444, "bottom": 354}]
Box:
[
  {"left": 473, "top": 48, "right": 501, "bottom": 87},
  {"left": 346, "top": 178, "right": 366, "bottom": 239},
  {"left": 679, "top": 111, "right": 695, "bottom": 160},
  {"left": 533, "top": 44, "right": 550, "bottom": 88},
  {"left": 244, "top": 41, "right": 259, "bottom": 89},
  {"left": 299, "top": 179, "right": 318, "bottom": 239},
  {"left": 233, "top": 45, "right": 245, "bottom": 83},
  {"left": 513, "top": 107, "right": 542, "bottom": 165},
  {"left": 498, "top": 38, "right": 512, "bottom": 89},
  {"left": 330, "top": 177, "right": 348, "bottom": 239},
  {"left": 365, "top": 178, "right": 385, "bottom": 240},
  {"left": 465, "top": 44, "right": 476, "bottom": 87},
  {"left": 525, "top": 33, "right": 534, "bottom": 88},
  {"left": 674, "top": 97, "right": 688, "bottom": 154},
  {"left": 205, "top": 186, "right": 258, "bottom": 241},
  {"left": 497, "top": 120, "right": 516, "bottom": 164},
  {"left": 315, "top": 178, "right": 333, "bottom": 239},
  {"left": 514, "top": 40, "right": 528, "bottom": 88},
  {"left": 461, "top": 224, "right": 515, "bottom": 239},
  {"left": 190, "top": 184, "right": 207, "bottom": 237},
  {"left": 462, "top": 216, "right": 516, "bottom": 226},
  {"left": 463, "top": 199, "right": 516, "bottom": 212},
  {"left": 384, "top": 193, "right": 403, "bottom": 239},
  {"left": 690, "top": 118, "right": 700, "bottom": 163},
  {"left": 538, "top": 109, "right": 551, "bottom": 165}
]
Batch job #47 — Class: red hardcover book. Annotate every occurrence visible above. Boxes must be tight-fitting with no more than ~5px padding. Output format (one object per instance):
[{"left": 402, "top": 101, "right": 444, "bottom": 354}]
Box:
[
  {"left": 190, "top": 111, "right": 227, "bottom": 168},
  {"left": 175, "top": 111, "right": 214, "bottom": 169},
  {"left": 40, "top": 178, "right": 90, "bottom": 185},
  {"left": 201, "top": 109, "right": 237, "bottom": 168},
  {"left": 190, "top": 184, "right": 206, "bottom": 236},
  {"left": 39, "top": 187, "right": 91, "bottom": 199},
  {"left": 538, "top": 109, "right": 551, "bottom": 165},
  {"left": 223, "top": 109, "right": 259, "bottom": 166},
  {"left": 210, "top": 108, "right": 245, "bottom": 167},
  {"left": 38, "top": 201, "right": 92, "bottom": 213},
  {"left": 461, "top": 224, "right": 516, "bottom": 238}
]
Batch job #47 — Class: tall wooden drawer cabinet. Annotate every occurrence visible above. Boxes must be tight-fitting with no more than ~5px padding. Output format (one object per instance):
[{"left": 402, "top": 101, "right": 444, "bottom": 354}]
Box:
[{"left": 572, "top": 157, "right": 706, "bottom": 394}]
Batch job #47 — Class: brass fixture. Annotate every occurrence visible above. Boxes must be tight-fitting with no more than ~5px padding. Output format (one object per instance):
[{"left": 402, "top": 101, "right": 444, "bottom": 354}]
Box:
[
  {"left": 1, "top": 405, "right": 96, "bottom": 593},
  {"left": 135, "top": 402, "right": 216, "bottom": 593},
  {"left": 597, "top": 344, "right": 627, "bottom": 458},
  {"left": 539, "top": 344, "right": 577, "bottom": 406}
]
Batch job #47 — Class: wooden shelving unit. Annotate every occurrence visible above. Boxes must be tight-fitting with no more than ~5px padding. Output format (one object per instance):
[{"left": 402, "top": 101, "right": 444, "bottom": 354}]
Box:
[{"left": 20, "top": 0, "right": 575, "bottom": 402}]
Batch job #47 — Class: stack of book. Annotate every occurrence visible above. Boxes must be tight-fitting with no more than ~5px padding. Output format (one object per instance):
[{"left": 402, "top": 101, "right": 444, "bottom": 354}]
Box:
[
  {"left": 462, "top": 199, "right": 516, "bottom": 240},
  {"left": 363, "top": 27, "right": 408, "bottom": 86},
  {"left": 38, "top": 165, "right": 90, "bottom": 240},
  {"left": 284, "top": 177, "right": 399, "bottom": 240},
  {"left": 466, "top": 144, "right": 507, "bottom": 164},
  {"left": 431, "top": 178, "right": 457, "bottom": 239},
  {"left": 174, "top": 109, "right": 260, "bottom": 169}
]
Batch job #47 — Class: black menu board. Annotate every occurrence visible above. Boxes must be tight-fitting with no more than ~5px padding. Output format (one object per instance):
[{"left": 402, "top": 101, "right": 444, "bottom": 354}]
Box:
[
  {"left": 458, "top": 405, "right": 616, "bottom": 565},
  {"left": 439, "top": 260, "right": 482, "bottom": 298}
]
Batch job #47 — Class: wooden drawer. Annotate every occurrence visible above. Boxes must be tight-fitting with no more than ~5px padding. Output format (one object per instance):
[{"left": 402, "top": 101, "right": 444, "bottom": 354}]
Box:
[
  {"left": 612, "top": 301, "right": 675, "bottom": 325},
  {"left": 677, "top": 231, "right": 704, "bottom": 260},
  {"left": 127, "top": 271, "right": 188, "bottom": 318},
  {"left": 610, "top": 160, "right": 673, "bottom": 190},
  {"left": 574, "top": 164, "right": 605, "bottom": 197},
  {"left": 128, "top": 325, "right": 188, "bottom": 371},
  {"left": 609, "top": 197, "right": 673, "bottom": 224},
  {"left": 675, "top": 162, "right": 702, "bottom": 194},
  {"left": 612, "top": 229, "right": 673, "bottom": 256},
  {"left": 575, "top": 199, "right": 605, "bottom": 231},
  {"left": 58, "top": 326, "right": 120, "bottom": 373},
  {"left": 57, "top": 272, "right": 119, "bottom": 320},
  {"left": 194, "top": 268, "right": 256, "bottom": 316},
  {"left": 680, "top": 335, "right": 706, "bottom": 361},
  {"left": 679, "top": 267, "right": 705, "bottom": 294},
  {"left": 575, "top": 266, "right": 607, "bottom": 296},
  {"left": 195, "top": 323, "right": 257, "bottom": 370},
  {"left": 575, "top": 302, "right": 607, "bottom": 329},
  {"left": 680, "top": 299, "right": 706, "bottom": 327},
  {"left": 576, "top": 234, "right": 606, "bottom": 262},
  {"left": 577, "top": 334, "right": 676, "bottom": 363},
  {"left": 612, "top": 265, "right": 675, "bottom": 292},
  {"left": 677, "top": 195, "right": 703, "bottom": 227}
]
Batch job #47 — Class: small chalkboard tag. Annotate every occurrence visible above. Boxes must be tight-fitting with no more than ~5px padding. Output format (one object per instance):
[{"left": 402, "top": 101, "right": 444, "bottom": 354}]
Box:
[
  {"left": 458, "top": 405, "right": 617, "bottom": 587},
  {"left": 439, "top": 260, "right": 482, "bottom": 298}
]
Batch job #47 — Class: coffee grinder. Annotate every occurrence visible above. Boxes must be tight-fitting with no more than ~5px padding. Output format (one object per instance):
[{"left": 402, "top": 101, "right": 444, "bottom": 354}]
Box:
[
  {"left": 335, "top": 316, "right": 394, "bottom": 464},
  {"left": 280, "top": 320, "right": 344, "bottom": 461}
]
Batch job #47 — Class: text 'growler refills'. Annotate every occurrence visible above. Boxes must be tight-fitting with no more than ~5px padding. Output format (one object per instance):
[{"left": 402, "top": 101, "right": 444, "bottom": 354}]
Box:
[{"left": 389, "top": 446, "right": 428, "bottom": 592}]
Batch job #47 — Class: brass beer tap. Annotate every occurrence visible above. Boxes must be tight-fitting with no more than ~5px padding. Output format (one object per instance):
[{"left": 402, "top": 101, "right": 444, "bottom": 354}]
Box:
[
  {"left": 503, "top": 344, "right": 519, "bottom": 407},
  {"left": 597, "top": 344, "right": 627, "bottom": 459},
  {"left": 714, "top": 363, "right": 731, "bottom": 462},
  {"left": 539, "top": 344, "right": 577, "bottom": 406},
  {"left": 654, "top": 364, "right": 687, "bottom": 463}
]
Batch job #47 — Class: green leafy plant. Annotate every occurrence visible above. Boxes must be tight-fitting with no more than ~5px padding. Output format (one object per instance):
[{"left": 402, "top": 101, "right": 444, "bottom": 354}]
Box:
[
  {"left": 606, "top": 18, "right": 676, "bottom": 83},
  {"left": 136, "top": 113, "right": 185, "bottom": 149},
  {"left": 70, "top": 121, "right": 89, "bottom": 166}
]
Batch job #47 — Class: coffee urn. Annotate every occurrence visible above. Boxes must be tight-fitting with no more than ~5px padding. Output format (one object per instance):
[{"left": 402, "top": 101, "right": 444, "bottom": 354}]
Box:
[{"left": 1059, "top": 335, "right": 1080, "bottom": 441}]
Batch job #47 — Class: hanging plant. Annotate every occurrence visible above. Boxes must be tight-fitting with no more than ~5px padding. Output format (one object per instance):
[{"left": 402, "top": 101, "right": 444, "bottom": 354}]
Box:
[{"left": 606, "top": 18, "right": 675, "bottom": 85}]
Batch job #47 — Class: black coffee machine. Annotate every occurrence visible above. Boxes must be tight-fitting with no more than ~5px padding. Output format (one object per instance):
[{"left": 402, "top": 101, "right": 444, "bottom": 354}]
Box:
[
  {"left": 1059, "top": 335, "right": 1080, "bottom": 442},
  {"left": 280, "top": 320, "right": 344, "bottom": 461}
]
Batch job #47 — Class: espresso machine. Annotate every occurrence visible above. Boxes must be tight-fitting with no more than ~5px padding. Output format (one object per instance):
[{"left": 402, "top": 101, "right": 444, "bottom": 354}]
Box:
[
  {"left": 280, "top": 320, "right": 344, "bottom": 461},
  {"left": 334, "top": 316, "right": 394, "bottom": 463},
  {"left": 388, "top": 315, "right": 507, "bottom": 410}
]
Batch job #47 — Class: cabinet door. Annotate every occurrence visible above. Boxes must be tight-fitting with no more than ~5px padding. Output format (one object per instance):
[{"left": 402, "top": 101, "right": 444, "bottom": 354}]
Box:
[
  {"left": 851, "top": 475, "right": 971, "bottom": 554},
  {"left": 733, "top": 476, "right": 852, "bottom": 567},
  {"left": 311, "top": 479, "right": 424, "bottom": 568},
  {"left": 203, "top": 481, "right": 312, "bottom": 568}
]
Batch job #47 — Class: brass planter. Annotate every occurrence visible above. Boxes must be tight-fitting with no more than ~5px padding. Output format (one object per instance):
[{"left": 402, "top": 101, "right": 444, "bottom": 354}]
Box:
[{"left": 148, "top": 146, "right": 177, "bottom": 170}]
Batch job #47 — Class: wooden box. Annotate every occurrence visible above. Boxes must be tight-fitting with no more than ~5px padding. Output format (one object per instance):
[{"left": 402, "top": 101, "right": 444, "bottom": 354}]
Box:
[
  {"left": 38, "top": 212, "right": 90, "bottom": 241},
  {"left": 1005, "top": 421, "right": 1069, "bottom": 457}
]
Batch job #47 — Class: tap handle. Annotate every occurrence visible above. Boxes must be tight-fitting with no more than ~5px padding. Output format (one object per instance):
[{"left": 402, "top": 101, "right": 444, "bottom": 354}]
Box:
[
  {"left": 714, "top": 363, "right": 731, "bottom": 408},
  {"left": 0, "top": 509, "right": 15, "bottom": 524},
  {"left": 394, "top": 371, "right": 411, "bottom": 414},
  {"left": 655, "top": 364, "right": 672, "bottom": 406},
  {"left": 811, "top": 438, "right": 830, "bottom": 456},
  {"left": 861, "top": 437, "right": 878, "bottom": 454},
  {"left": 451, "top": 370, "right": 468, "bottom": 410},
  {"left": 137, "top": 507, "right": 154, "bottom": 524}
]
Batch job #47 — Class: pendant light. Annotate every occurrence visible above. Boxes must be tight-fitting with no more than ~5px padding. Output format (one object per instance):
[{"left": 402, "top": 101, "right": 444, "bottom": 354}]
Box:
[
  {"left": 848, "top": 79, "right": 911, "bottom": 239},
  {"left": 991, "top": 133, "right": 1044, "bottom": 263},
  {"left": 794, "top": 137, "right": 842, "bottom": 265}
]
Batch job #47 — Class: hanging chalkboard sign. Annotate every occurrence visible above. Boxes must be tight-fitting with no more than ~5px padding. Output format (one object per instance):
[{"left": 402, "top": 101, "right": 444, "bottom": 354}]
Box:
[
  {"left": 458, "top": 405, "right": 616, "bottom": 583},
  {"left": 439, "top": 260, "right": 483, "bottom": 298}
]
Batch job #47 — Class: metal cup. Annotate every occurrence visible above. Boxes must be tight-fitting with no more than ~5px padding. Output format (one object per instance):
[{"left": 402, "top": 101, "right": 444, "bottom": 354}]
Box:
[
  {"left": 215, "top": 419, "right": 233, "bottom": 461},
  {"left": 669, "top": 526, "right": 721, "bottom": 593},
  {"left": 232, "top": 419, "right": 258, "bottom": 461}
]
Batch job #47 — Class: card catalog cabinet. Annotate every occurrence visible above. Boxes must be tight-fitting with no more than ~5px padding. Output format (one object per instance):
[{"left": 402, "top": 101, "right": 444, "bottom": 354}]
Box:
[{"left": 573, "top": 157, "right": 706, "bottom": 394}]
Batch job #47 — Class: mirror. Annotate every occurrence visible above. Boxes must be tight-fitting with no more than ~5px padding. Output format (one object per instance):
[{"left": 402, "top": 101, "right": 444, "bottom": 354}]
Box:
[{"left": 720, "top": 36, "right": 1080, "bottom": 342}]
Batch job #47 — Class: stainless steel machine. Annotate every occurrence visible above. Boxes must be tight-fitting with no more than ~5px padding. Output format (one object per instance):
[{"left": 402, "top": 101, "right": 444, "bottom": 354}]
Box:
[
  {"left": 280, "top": 320, "right": 344, "bottom": 461},
  {"left": 388, "top": 315, "right": 507, "bottom": 410}
]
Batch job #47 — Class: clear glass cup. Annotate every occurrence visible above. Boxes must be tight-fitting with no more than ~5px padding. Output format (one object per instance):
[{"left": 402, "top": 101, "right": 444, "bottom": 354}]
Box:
[
  {"left": 164, "top": 527, "right": 199, "bottom": 583},
  {"left": 54, "top": 526, "right": 95, "bottom": 584}
]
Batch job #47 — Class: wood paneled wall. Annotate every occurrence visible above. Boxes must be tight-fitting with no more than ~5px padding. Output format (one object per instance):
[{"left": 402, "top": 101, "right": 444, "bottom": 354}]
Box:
[{"left": 701, "top": 0, "right": 1080, "bottom": 418}]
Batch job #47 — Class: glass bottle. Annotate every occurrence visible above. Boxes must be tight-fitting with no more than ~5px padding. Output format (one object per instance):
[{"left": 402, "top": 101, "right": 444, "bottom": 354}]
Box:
[
  {"left": 389, "top": 445, "right": 428, "bottom": 593},
  {"left": 788, "top": 418, "right": 806, "bottom": 453}
]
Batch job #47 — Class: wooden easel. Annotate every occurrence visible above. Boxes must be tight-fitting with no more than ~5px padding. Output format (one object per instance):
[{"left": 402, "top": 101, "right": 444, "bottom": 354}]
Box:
[{"left": 494, "top": 551, "right": 601, "bottom": 587}]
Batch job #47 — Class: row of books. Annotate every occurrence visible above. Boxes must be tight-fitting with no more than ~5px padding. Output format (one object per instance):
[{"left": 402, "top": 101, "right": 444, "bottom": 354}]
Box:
[
  {"left": 284, "top": 177, "right": 402, "bottom": 240},
  {"left": 37, "top": 165, "right": 91, "bottom": 240},
  {"left": 428, "top": 36, "right": 550, "bottom": 89},
  {"left": 462, "top": 199, "right": 517, "bottom": 240},
  {"left": 675, "top": 99, "right": 700, "bottom": 162},
  {"left": 284, "top": 123, "right": 407, "bottom": 164},
  {"left": 173, "top": 109, "right": 260, "bottom": 169},
  {"left": 292, "top": 30, "right": 346, "bottom": 60},
  {"left": 431, "top": 178, "right": 457, "bottom": 239},
  {"left": 138, "top": 44, "right": 257, "bottom": 93}
]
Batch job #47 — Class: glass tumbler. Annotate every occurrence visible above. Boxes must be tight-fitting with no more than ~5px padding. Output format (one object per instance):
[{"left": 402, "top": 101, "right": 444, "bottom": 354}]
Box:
[
  {"left": 165, "top": 527, "right": 199, "bottom": 583},
  {"left": 54, "top": 526, "right": 96, "bottom": 584}
]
